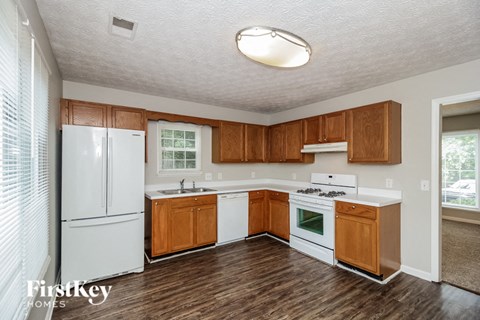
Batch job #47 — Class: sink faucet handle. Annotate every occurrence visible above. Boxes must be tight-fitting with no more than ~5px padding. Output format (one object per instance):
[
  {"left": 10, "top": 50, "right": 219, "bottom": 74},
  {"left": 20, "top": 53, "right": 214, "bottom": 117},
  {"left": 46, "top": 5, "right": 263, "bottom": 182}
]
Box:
[{"left": 180, "top": 178, "right": 185, "bottom": 190}]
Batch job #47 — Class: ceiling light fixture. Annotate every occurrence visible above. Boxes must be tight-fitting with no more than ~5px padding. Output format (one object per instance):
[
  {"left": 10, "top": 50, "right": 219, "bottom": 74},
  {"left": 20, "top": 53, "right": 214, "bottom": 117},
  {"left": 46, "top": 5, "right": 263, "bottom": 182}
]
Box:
[{"left": 236, "top": 26, "right": 311, "bottom": 68}]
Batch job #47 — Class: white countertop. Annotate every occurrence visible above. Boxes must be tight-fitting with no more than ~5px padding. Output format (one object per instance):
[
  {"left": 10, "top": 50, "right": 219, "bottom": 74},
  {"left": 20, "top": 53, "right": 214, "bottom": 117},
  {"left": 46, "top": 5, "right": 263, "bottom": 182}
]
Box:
[
  {"left": 145, "top": 183, "right": 300, "bottom": 200},
  {"left": 334, "top": 194, "right": 401, "bottom": 207}
]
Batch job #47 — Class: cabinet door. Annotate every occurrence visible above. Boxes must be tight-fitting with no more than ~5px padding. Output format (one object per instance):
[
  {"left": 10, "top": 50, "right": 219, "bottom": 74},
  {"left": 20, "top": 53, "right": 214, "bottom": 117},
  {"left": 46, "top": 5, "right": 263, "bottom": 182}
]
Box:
[
  {"left": 335, "top": 214, "right": 378, "bottom": 274},
  {"left": 284, "top": 120, "right": 303, "bottom": 162},
  {"left": 249, "top": 196, "right": 265, "bottom": 235},
  {"left": 170, "top": 207, "right": 195, "bottom": 252},
  {"left": 68, "top": 100, "right": 110, "bottom": 127},
  {"left": 268, "top": 199, "right": 290, "bottom": 240},
  {"left": 219, "top": 122, "right": 245, "bottom": 162},
  {"left": 245, "top": 124, "right": 266, "bottom": 162},
  {"left": 111, "top": 106, "right": 145, "bottom": 131},
  {"left": 195, "top": 205, "right": 217, "bottom": 246},
  {"left": 347, "top": 102, "right": 389, "bottom": 162},
  {"left": 151, "top": 200, "right": 169, "bottom": 256},
  {"left": 268, "top": 124, "right": 285, "bottom": 162},
  {"left": 303, "top": 116, "right": 320, "bottom": 144},
  {"left": 322, "top": 111, "right": 346, "bottom": 142}
]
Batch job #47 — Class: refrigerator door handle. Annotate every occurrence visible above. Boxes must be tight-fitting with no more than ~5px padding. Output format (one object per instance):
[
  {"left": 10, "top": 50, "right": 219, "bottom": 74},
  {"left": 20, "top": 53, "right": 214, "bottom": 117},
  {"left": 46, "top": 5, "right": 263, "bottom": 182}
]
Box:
[
  {"left": 101, "top": 137, "right": 107, "bottom": 207},
  {"left": 66, "top": 214, "right": 141, "bottom": 228},
  {"left": 108, "top": 136, "right": 113, "bottom": 207}
]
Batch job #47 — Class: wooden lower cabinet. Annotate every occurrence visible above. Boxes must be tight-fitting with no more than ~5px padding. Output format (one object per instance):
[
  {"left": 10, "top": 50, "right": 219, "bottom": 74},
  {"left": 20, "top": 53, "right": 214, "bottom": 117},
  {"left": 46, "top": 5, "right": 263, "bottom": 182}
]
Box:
[
  {"left": 335, "top": 201, "right": 400, "bottom": 279},
  {"left": 248, "top": 191, "right": 266, "bottom": 235},
  {"left": 267, "top": 191, "right": 290, "bottom": 240},
  {"left": 146, "top": 195, "right": 217, "bottom": 257}
]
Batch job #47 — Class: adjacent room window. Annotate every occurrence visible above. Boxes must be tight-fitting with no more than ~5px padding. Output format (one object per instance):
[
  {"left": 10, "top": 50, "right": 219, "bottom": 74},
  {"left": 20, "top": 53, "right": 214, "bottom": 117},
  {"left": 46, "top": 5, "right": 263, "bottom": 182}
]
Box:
[
  {"left": 157, "top": 122, "right": 202, "bottom": 173},
  {"left": 0, "top": 0, "right": 51, "bottom": 318},
  {"left": 442, "top": 130, "right": 479, "bottom": 209}
]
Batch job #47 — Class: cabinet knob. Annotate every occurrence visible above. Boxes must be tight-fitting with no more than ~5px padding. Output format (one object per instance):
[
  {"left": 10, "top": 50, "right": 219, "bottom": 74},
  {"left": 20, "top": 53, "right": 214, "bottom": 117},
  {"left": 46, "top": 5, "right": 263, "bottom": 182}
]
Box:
[
  {"left": 197, "top": 208, "right": 200, "bottom": 211},
  {"left": 349, "top": 158, "right": 352, "bottom": 161},
  {"left": 336, "top": 215, "right": 338, "bottom": 218},
  {"left": 324, "top": 138, "right": 327, "bottom": 141},
  {"left": 352, "top": 205, "right": 356, "bottom": 209},
  {"left": 194, "top": 198, "right": 198, "bottom": 201}
]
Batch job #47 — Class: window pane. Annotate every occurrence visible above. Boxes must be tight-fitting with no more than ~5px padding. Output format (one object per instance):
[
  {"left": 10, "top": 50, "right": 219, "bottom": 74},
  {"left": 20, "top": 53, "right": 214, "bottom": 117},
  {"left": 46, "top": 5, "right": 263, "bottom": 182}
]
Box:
[
  {"left": 175, "top": 160, "right": 185, "bottom": 169},
  {"left": 185, "top": 131, "right": 195, "bottom": 139},
  {"left": 174, "top": 139, "right": 185, "bottom": 148},
  {"left": 163, "top": 151, "right": 173, "bottom": 159},
  {"left": 162, "top": 139, "right": 173, "bottom": 148},
  {"left": 186, "top": 151, "right": 196, "bottom": 159},
  {"left": 174, "top": 130, "right": 184, "bottom": 139},
  {"left": 174, "top": 151, "right": 185, "bottom": 160},
  {"left": 186, "top": 160, "right": 196, "bottom": 169},
  {"left": 162, "top": 160, "right": 173, "bottom": 169},
  {"left": 161, "top": 129, "right": 173, "bottom": 138},
  {"left": 185, "top": 140, "right": 195, "bottom": 148}
]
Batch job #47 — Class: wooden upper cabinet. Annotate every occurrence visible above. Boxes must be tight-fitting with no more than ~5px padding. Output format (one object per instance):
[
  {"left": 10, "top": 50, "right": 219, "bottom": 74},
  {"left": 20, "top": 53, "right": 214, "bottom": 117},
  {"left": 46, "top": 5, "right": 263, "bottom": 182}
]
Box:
[
  {"left": 212, "top": 121, "right": 267, "bottom": 163},
  {"left": 268, "top": 124, "right": 285, "bottom": 162},
  {"left": 347, "top": 101, "right": 401, "bottom": 164},
  {"left": 284, "top": 120, "right": 304, "bottom": 162},
  {"left": 321, "top": 111, "right": 346, "bottom": 143},
  {"left": 303, "top": 116, "right": 320, "bottom": 144},
  {"left": 63, "top": 99, "right": 110, "bottom": 127},
  {"left": 245, "top": 124, "right": 267, "bottom": 162},
  {"left": 111, "top": 106, "right": 146, "bottom": 131},
  {"left": 61, "top": 99, "right": 146, "bottom": 132}
]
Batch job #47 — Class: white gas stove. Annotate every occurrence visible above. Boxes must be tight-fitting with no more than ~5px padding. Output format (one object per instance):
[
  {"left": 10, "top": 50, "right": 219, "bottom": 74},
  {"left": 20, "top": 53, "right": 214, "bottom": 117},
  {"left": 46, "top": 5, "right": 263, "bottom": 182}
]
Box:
[{"left": 289, "top": 173, "right": 357, "bottom": 265}]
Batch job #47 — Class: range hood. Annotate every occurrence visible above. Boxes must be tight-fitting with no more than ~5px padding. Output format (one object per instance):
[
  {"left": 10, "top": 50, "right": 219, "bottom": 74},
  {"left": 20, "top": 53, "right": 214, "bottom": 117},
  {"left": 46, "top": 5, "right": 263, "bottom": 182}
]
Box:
[{"left": 301, "top": 142, "right": 348, "bottom": 153}]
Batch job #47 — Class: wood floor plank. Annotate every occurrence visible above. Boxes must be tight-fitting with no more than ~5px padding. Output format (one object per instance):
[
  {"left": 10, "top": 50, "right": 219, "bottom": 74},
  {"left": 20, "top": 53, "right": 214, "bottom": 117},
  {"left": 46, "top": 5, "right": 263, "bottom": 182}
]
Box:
[{"left": 53, "top": 237, "right": 480, "bottom": 320}]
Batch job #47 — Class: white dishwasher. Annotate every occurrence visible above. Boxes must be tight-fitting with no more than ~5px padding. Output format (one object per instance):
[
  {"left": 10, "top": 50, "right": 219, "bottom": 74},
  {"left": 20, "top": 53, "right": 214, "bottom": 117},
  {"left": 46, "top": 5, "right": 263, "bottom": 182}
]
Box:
[{"left": 217, "top": 192, "right": 249, "bottom": 245}]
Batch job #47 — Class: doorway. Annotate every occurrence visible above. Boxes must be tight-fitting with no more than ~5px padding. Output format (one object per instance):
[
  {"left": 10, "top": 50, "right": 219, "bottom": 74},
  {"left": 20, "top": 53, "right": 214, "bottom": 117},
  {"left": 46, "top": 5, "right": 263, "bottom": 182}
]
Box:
[{"left": 431, "top": 92, "right": 480, "bottom": 292}]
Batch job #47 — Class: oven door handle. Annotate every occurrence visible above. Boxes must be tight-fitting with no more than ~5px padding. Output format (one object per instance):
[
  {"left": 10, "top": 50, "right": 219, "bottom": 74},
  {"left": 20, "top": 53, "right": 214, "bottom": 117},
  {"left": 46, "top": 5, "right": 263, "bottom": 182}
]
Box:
[{"left": 289, "top": 199, "right": 332, "bottom": 211}]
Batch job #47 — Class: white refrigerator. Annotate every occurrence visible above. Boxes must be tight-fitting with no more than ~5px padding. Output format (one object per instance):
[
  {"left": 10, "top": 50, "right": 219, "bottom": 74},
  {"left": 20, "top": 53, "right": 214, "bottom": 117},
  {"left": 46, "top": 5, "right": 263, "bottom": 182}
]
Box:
[{"left": 61, "top": 125, "right": 145, "bottom": 285}]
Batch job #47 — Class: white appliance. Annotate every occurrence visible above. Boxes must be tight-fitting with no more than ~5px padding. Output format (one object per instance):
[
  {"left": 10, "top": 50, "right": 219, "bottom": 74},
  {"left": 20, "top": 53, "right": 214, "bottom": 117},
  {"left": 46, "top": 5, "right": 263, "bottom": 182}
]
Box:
[
  {"left": 61, "top": 125, "right": 145, "bottom": 285},
  {"left": 289, "top": 173, "right": 357, "bottom": 265},
  {"left": 217, "top": 192, "right": 249, "bottom": 244}
]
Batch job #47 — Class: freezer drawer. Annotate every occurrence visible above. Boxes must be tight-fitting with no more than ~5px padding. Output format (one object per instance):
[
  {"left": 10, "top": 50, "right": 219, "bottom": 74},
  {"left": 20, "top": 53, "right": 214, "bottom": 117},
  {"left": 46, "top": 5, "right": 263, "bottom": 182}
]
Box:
[{"left": 61, "top": 213, "right": 144, "bottom": 285}]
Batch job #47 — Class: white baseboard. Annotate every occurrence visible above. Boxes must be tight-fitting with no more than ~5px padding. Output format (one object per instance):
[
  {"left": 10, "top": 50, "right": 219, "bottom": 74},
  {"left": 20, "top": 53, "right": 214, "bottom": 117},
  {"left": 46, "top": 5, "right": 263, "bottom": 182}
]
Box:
[
  {"left": 401, "top": 265, "right": 432, "bottom": 281},
  {"left": 44, "top": 270, "right": 61, "bottom": 320},
  {"left": 443, "top": 216, "right": 480, "bottom": 225}
]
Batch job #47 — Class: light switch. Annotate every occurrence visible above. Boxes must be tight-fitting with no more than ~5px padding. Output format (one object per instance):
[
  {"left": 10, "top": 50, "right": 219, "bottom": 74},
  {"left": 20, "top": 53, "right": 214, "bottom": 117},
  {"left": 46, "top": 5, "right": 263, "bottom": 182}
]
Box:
[
  {"left": 217, "top": 172, "right": 223, "bottom": 180},
  {"left": 292, "top": 173, "right": 297, "bottom": 180},
  {"left": 205, "top": 173, "right": 212, "bottom": 181},
  {"left": 421, "top": 180, "right": 430, "bottom": 191},
  {"left": 386, "top": 178, "right": 393, "bottom": 188},
  {"left": 251, "top": 171, "right": 256, "bottom": 178}
]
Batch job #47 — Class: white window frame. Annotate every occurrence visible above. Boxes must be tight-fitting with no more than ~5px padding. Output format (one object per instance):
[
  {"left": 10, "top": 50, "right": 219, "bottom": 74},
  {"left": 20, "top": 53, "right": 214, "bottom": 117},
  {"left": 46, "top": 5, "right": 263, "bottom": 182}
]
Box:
[
  {"left": 157, "top": 121, "right": 202, "bottom": 176},
  {"left": 441, "top": 129, "right": 480, "bottom": 211}
]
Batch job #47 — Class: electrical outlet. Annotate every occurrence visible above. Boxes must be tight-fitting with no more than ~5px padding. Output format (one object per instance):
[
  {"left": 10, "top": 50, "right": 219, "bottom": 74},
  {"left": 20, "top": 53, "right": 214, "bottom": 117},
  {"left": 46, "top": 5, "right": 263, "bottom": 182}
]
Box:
[
  {"left": 386, "top": 178, "right": 393, "bottom": 189},
  {"left": 292, "top": 173, "right": 297, "bottom": 180},
  {"left": 421, "top": 180, "right": 430, "bottom": 191},
  {"left": 205, "top": 173, "right": 212, "bottom": 181},
  {"left": 251, "top": 171, "right": 256, "bottom": 179},
  {"left": 217, "top": 172, "right": 223, "bottom": 180}
]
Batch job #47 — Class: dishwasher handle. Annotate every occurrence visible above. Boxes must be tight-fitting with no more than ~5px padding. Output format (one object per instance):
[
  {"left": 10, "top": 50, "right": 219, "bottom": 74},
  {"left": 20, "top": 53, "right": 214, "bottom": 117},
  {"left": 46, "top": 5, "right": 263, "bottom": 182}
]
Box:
[{"left": 218, "top": 192, "right": 249, "bottom": 200}]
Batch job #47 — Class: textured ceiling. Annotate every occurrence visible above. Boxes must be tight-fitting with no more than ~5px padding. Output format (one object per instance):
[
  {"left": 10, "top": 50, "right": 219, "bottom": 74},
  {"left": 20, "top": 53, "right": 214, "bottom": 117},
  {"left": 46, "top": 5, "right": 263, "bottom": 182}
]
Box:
[{"left": 36, "top": 0, "right": 480, "bottom": 114}]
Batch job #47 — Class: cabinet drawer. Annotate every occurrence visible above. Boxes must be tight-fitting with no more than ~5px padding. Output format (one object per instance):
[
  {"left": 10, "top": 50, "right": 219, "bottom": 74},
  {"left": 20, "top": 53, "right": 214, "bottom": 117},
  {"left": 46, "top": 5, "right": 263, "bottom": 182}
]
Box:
[
  {"left": 249, "top": 190, "right": 266, "bottom": 200},
  {"left": 335, "top": 201, "right": 377, "bottom": 220},
  {"left": 268, "top": 191, "right": 289, "bottom": 202},
  {"left": 170, "top": 195, "right": 217, "bottom": 208}
]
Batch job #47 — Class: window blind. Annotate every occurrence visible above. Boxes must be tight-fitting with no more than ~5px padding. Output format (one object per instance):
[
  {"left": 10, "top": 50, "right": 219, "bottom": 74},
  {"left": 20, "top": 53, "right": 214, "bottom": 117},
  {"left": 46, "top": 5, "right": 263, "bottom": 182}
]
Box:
[{"left": 0, "top": 0, "right": 50, "bottom": 318}]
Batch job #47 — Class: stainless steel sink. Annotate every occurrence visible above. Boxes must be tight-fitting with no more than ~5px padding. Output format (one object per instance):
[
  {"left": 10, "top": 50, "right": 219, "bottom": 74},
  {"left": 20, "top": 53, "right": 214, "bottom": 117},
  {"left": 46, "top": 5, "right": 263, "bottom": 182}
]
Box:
[
  {"left": 158, "top": 187, "right": 216, "bottom": 195},
  {"left": 185, "top": 187, "right": 216, "bottom": 193},
  {"left": 159, "top": 189, "right": 191, "bottom": 195}
]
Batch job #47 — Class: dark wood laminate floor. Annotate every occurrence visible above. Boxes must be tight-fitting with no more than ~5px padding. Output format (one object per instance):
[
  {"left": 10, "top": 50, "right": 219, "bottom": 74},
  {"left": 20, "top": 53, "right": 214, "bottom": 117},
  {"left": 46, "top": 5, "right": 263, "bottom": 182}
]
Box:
[{"left": 53, "top": 237, "right": 480, "bottom": 320}]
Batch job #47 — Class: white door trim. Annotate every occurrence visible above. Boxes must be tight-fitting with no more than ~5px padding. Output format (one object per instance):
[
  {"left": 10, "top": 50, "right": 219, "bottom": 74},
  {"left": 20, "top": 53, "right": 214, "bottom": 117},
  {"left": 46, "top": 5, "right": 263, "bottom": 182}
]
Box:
[{"left": 431, "top": 91, "right": 480, "bottom": 282}]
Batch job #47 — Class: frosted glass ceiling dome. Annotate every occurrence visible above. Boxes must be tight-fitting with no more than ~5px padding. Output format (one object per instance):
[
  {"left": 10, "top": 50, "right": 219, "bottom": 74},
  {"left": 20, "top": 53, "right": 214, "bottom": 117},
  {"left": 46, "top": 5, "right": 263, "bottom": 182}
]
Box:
[{"left": 236, "top": 26, "right": 312, "bottom": 68}]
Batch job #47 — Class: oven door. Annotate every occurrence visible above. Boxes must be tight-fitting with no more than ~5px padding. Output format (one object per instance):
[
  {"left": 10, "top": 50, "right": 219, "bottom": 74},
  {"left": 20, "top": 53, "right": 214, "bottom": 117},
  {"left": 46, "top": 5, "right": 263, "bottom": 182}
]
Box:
[{"left": 289, "top": 200, "right": 334, "bottom": 249}]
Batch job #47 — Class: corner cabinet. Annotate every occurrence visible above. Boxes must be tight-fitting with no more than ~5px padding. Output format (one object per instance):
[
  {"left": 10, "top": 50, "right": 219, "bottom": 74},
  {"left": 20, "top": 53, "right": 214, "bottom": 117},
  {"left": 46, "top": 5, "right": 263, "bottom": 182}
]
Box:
[
  {"left": 268, "top": 120, "right": 314, "bottom": 163},
  {"left": 212, "top": 121, "right": 267, "bottom": 163},
  {"left": 334, "top": 201, "right": 400, "bottom": 279},
  {"left": 145, "top": 195, "right": 217, "bottom": 257},
  {"left": 347, "top": 101, "right": 401, "bottom": 164}
]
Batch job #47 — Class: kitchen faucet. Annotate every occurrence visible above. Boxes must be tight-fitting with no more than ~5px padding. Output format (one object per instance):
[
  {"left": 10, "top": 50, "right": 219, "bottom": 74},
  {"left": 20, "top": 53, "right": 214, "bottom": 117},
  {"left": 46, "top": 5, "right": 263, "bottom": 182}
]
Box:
[
  {"left": 193, "top": 181, "right": 196, "bottom": 189},
  {"left": 180, "top": 179, "right": 185, "bottom": 191}
]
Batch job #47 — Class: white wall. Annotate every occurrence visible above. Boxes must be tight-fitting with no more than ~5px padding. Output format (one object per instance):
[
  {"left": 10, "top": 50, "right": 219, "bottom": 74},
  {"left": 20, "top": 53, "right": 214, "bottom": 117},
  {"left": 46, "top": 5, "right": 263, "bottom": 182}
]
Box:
[
  {"left": 63, "top": 81, "right": 270, "bottom": 125},
  {"left": 269, "top": 58, "right": 480, "bottom": 275},
  {"left": 21, "top": 0, "right": 62, "bottom": 319}
]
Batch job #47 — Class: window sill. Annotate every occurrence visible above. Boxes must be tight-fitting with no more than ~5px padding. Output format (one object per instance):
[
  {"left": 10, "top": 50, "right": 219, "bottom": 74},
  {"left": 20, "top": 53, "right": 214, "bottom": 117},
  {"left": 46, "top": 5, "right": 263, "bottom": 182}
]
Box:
[
  {"left": 157, "top": 171, "right": 203, "bottom": 177},
  {"left": 442, "top": 204, "right": 480, "bottom": 212}
]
